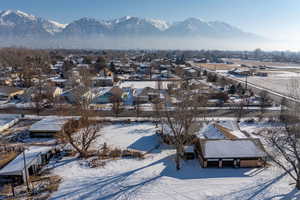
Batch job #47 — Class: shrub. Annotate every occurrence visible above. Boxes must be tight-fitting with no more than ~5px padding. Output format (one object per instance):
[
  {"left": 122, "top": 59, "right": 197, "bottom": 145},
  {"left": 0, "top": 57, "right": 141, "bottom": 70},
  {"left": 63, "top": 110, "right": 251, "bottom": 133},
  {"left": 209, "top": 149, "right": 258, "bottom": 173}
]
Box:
[{"left": 109, "top": 148, "right": 122, "bottom": 158}]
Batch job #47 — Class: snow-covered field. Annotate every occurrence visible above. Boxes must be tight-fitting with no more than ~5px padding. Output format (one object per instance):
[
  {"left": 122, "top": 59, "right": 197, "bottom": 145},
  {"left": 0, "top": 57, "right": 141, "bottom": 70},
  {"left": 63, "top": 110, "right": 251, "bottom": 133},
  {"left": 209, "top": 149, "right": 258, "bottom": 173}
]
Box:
[
  {"left": 94, "top": 122, "right": 160, "bottom": 152},
  {"left": 232, "top": 75, "right": 296, "bottom": 97},
  {"left": 49, "top": 122, "right": 300, "bottom": 200}
]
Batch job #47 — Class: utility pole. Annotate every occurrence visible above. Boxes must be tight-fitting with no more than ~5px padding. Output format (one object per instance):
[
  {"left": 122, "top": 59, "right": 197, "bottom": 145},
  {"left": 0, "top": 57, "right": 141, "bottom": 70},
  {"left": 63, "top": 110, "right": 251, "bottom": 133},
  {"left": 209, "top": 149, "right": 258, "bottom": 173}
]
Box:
[
  {"left": 245, "top": 74, "right": 248, "bottom": 91},
  {"left": 22, "top": 149, "right": 30, "bottom": 192}
]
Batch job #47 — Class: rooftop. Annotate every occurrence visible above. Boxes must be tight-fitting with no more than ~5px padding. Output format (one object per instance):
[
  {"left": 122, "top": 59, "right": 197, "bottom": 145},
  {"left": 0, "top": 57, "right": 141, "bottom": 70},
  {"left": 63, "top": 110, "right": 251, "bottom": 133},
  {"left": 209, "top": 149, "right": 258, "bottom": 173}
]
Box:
[
  {"left": 200, "top": 139, "right": 266, "bottom": 159},
  {"left": 0, "top": 146, "right": 53, "bottom": 176}
]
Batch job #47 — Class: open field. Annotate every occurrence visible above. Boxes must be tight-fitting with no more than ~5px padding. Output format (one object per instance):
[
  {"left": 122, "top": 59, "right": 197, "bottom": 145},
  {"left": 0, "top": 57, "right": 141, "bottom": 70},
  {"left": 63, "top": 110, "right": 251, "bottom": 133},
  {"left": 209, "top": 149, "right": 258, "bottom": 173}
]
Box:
[
  {"left": 224, "top": 58, "right": 300, "bottom": 68},
  {"left": 229, "top": 74, "right": 298, "bottom": 98},
  {"left": 193, "top": 63, "right": 237, "bottom": 71}
]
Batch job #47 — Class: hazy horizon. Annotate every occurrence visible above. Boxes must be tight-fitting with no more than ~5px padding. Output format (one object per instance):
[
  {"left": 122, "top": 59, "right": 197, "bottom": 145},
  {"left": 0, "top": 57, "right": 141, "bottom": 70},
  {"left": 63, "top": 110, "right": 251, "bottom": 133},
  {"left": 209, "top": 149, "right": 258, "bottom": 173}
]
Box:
[{"left": 1, "top": 0, "right": 300, "bottom": 51}]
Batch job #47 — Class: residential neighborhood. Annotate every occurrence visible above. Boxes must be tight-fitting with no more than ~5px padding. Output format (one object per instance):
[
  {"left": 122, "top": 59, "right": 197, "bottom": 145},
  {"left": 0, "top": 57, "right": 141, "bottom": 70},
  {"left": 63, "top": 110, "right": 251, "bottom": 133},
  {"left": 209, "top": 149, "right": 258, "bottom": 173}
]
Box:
[
  {"left": 0, "top": 48, "right": 299, "bottom": 200},
  {"left": 2, "top": 1, "right": 300, "bottom": 199}
]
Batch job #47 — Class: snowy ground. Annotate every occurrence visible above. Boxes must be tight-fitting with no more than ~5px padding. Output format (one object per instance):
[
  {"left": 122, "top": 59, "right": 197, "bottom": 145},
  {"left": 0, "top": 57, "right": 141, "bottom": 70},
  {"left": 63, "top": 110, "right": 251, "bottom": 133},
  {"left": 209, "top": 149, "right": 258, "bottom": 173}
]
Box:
[
  {"left": 49, "top": 122, "right": 300, "bottom": 200},
  {"left": 94, "top": 122, "right": 160, "bottom": 152},
  {"left": 226, "top": 72, "right": 298, "bottom": 98}
]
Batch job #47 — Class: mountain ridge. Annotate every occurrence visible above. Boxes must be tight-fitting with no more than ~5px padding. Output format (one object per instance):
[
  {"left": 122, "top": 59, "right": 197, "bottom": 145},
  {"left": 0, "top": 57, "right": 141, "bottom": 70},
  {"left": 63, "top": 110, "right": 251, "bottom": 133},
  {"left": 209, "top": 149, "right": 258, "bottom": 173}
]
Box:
[{"left": 0, "top": 10, "right": 260, "bottom": 39}]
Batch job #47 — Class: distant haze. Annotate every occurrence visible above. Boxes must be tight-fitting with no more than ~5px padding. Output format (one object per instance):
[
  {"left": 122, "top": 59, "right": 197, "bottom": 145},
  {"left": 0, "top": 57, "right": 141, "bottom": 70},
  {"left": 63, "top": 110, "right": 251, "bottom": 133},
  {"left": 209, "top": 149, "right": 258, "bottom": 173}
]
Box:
[{"left": 0, "top": 10, "right": 296, "bottom": 51}]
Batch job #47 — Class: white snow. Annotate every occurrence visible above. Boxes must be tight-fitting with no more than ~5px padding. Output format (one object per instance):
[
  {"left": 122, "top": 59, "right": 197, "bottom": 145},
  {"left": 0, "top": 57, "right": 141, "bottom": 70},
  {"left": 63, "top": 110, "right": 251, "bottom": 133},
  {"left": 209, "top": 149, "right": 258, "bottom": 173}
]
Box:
[
  {"left": 147, "top": 19, "right": 170, "bottom": 31},
  {"left": 198, "top": 123, "right": 226, "bottom": 139},
  {"left": 119, "top": 81, "right": 171, "bottom": 89},
  {"left": 49, "top": 122, "right": 300, "bottom": 200},
  {"left": 0, "top": 146, "right": 53, "bottom": 176},
  {"left": 95, "top": 122, "right": 159, "bottom": 152},
  {"left": 29, "top": 116, "right": 70, "bottom": 133},
  {"left": 203, "top": 139, "right": 266, "bottom": 158},
  {"left": 48, "top": 20, "right": 67, "bottom": 29}
]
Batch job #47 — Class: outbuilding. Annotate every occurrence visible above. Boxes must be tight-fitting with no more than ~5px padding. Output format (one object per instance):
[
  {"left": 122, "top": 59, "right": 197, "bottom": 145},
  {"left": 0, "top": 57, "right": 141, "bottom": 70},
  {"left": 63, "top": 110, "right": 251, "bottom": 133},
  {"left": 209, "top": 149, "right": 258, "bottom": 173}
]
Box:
[
  {"left": 29, "top": 116, "right": 70, "bottom": 137},
  {"left": 0, "top": 145, "right": 55, "bottom": 184},
  {"left": 196, "top": 138, "right": 267, "bottom": 168}
]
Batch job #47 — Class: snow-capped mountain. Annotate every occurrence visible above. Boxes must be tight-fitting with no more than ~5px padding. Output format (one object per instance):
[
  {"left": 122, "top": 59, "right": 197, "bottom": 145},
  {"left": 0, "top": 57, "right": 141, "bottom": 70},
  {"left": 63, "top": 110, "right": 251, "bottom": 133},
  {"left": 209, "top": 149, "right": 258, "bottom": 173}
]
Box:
[
  {"left": 61, "top": 18, "right": 111, "bottom": 37},
  {"left": 0, "top": 10, "right": 66, "bottom": 38},
  {"left": 165, "top": 17, "right": 249, "bottom": 38},
  {"left": 0, "top": 10, "right": 259, "bottom": 41},
  {"left": 109, "top": 16, "right": 162, "bottom": 36}
]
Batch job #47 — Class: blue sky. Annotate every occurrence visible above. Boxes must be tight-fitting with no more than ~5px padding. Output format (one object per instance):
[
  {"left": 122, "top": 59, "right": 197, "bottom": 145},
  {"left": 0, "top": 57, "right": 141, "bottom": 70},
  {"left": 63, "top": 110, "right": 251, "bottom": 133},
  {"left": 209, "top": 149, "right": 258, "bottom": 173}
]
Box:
[{"left": 1, "top": 0, "right": 300, "bottom": 40}]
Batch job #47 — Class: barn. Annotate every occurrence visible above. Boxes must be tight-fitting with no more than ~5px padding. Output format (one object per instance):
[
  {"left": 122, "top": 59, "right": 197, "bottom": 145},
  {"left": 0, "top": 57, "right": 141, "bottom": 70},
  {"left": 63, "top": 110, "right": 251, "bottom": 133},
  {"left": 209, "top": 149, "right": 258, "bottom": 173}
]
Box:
[{"left": 195, "top": 138, "right": 267, "bottom": 168}]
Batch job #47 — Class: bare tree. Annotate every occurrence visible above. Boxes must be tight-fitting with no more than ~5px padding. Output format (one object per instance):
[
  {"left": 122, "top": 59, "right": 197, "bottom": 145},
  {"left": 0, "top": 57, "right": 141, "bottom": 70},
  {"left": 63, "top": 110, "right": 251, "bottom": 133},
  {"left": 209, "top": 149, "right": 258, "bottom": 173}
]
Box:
[
  {"left": 234, "top": 97, "right": 246, "bottom": 122},
  {"left": 262, "top": 111, "right": 300, "bottom": 189},
  {"left": 258, "top": 90, "right": 269, "bottom": 120},
  {"left": 57, "top": 67, "right": 102, "bottom": 158},
  {"left": 31, "top": 79, "right": 46, "bottom": 115},
  {"left": 59, "top": 116, "right": 101, "bottom": 158},
  {"left": 135, "top": 96, "right": 142, "bottom": 118},
  {"left": 110, "top": 94, "right": 123, "bottom": 117},
  {"left": 0, "top": 48, "right": 50, "bottom": 88},
  {"left": 162, "top": 88, "right": 203, "bottom": 170},
  {"left": 261, "top": 79, "right": 300, "bottom": 189}
]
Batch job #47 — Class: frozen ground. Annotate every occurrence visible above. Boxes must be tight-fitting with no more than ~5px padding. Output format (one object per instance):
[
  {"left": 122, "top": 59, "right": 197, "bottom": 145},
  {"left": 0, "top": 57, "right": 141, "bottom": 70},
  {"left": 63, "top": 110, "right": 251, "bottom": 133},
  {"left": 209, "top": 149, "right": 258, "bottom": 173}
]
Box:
[
  {"left": 227, "top": 72, "right": 299, "bottom": 98},
  {"left": 94, "top": 122, "right": 160, "bottom": 152},
  {"left": 49, "top": 122, "right": 300, "bottom": 200}
]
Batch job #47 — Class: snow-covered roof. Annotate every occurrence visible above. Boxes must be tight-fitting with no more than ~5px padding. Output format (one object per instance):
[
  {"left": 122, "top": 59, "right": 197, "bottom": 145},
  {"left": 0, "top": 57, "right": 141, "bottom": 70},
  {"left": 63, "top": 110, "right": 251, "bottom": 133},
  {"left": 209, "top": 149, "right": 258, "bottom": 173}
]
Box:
[
  {"left": 29, "top": 116, "right": 70, "bottom": 132},
  {"left": 218, "top": 121, "right": 236, "bottom": 131},
  {"left": 197, "top": 123, "right": 226, "bottom": 139},
  {"left": 84, "top": 87, "right": 113, "bottom": 99},
  {"left": 201, "top": 139, "right": 266, "bottom": 159},
  {"left": 119, "top": 81, "right": 170, "bottom": 89},
  {"left": 0, "top": 146, "right": 53, "bottom": 176},
  {"left": 92, "top": 76, "right": 113, "bottom": 80}
]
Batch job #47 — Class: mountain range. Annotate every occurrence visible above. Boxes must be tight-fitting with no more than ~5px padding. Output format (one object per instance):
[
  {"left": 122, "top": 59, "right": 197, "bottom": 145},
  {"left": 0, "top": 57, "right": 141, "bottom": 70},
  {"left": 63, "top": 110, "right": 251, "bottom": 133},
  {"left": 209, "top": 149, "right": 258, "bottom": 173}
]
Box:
[{"left": 0, "top": 10, "right": 259, "bottom": 40}]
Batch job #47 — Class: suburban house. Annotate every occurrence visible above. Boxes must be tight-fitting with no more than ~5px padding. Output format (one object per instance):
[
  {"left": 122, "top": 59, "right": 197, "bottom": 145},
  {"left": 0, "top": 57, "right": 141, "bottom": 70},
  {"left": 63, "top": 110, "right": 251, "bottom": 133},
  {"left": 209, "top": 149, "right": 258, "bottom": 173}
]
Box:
[
  {"left": 132, "top": 87, "right": 158, "bottom": 104},
  {"left": 23, "top": 86, "right": 63, "bottom": 102},
  {"left": 92, "top": 76, "right": 114, "bottom": 87},
  {"left": 138, "top": 63, "right": 151, "bottom": 74},
  {"left": 0, "top": 87, "right": 24, "bottom": 102},
  {"left": 29, "top": 117, "right": 70, "bottom": 137},
  {"left": 60, "top": 86, "right": 89, "bottom": 104},
  {"left": 0, "top": 145, "right": 56, "bottom": 184},
  {"left": 49, "top": 77, "right": 67, "bottom": 88},
  {"left": 184, "top": 67, "right": 199, "bottom": 78},
  {"left": 195, "top": 138, "right": 267, "bottom": 168},
  {"left": 229, "top": 68, "right": 252, "bottom": 76},
  {"left": 87, "top": 87, "right": 123, "bottom": 104}
]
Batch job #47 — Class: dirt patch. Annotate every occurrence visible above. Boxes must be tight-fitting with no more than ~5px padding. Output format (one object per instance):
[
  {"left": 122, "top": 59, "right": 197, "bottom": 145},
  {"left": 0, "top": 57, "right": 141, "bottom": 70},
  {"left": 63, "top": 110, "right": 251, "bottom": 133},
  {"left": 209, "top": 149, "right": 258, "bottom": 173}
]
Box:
[{"left": 0, "top": 151, "right": 19, "bottom": 169}]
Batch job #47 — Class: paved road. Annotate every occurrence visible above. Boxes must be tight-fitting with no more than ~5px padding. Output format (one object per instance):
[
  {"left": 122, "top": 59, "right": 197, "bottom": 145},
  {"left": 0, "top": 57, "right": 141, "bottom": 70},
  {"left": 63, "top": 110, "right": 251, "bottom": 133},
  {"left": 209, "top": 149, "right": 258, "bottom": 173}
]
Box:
[{"left": 0, "top": 107, "right": 280, "bottom": 118}]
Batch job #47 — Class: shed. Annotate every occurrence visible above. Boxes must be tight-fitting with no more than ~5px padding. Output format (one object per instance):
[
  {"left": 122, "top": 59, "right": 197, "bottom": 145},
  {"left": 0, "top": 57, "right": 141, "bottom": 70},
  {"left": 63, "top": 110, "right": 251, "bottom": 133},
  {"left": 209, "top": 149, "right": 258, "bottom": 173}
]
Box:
[
  {"left": 0, "top": 146, "right": 54, "bottom": 184},
  {"left": 196, "top": 138, "right": 267, "bottom": 168},
  {"left": 29, "top": 117, "right": 70, "bottom": 137}
]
